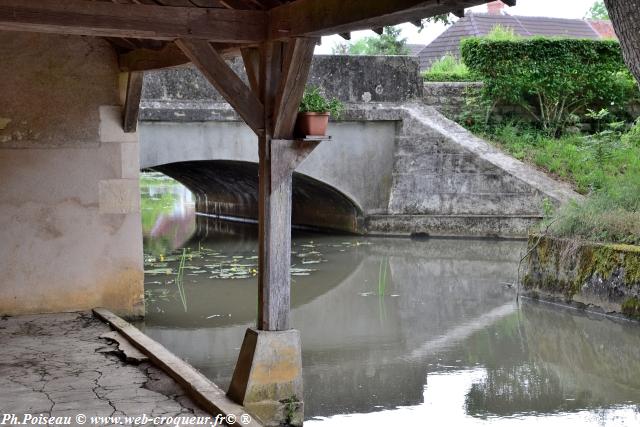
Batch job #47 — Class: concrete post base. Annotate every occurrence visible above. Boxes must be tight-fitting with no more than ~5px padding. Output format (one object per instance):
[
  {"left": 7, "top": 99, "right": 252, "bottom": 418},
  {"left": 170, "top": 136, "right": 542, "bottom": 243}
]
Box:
[{"left": 228, "top": 328, "right": 304, "bottom": 426}]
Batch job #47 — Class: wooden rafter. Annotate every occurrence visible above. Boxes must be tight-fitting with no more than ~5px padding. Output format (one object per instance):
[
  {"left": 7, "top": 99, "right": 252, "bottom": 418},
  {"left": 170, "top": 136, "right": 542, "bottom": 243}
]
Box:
[
  {"left": 272, "top": 37, "right": 317, "bottom": 138},
  {"left": 268, "top": 0, "right": 489, "bottom": 38},
  {"left": 119, "top": 43, "right": 190, "bottom": 71},
  {"left": 118, "top": 42, "right": 241, "bottom": 71},
  {"left": 240, "top": 47, "right": 261, "bottom": 95},
  {"left": 176, "top": 39, "right": 265, "bottom": 133},
  {"left": 218, "top": 0, "right": 260, "bottom": 10},
  {"left": 122, "top": 71, "right": 144, "bottom": 133},
  {"left": 0, "top": 0, "right": 266, "bottom": 42}
]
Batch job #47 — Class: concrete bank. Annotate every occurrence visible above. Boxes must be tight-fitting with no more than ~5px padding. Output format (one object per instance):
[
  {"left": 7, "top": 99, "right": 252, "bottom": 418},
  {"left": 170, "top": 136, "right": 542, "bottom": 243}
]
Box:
[
  {"left": 0, "top": 311, "right": 256, "bottom": 426},
  {"left": 523, "top": 235, "right": 640, "bottom": 320}
]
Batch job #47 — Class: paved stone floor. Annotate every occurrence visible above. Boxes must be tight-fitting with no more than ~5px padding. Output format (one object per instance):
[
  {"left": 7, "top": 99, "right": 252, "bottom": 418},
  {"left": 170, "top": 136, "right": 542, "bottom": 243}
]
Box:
[{"left": 0, "top": 312, "right": 212, "bottom": 426}]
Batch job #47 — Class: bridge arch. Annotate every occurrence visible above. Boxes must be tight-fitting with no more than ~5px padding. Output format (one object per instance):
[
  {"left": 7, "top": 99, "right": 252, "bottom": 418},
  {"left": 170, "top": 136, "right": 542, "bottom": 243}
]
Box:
[{"left": 153, "top": 160, "right": 364, "bottom": 233}]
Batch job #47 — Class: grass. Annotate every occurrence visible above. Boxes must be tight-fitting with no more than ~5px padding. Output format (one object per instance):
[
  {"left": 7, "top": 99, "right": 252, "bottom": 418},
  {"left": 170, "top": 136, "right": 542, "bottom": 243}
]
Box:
[
  {"left": 544, "top": 175, "right": 640, "bottom": 246},
  {"left": 476, "top": 122, "right": 640, "bottom": 194},
  {"left": 474, "top": 120, "right": 640, "bottom": 246}
]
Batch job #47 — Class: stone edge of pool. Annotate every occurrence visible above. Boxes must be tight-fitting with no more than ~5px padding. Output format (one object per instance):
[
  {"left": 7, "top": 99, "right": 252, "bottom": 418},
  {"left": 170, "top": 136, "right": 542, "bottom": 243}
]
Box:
[
  {"left": 522, "top": 235, "right": 640, "bottom": 321},
  {"left": 92, "top": 308, "right": 263, "bottom": 427}
]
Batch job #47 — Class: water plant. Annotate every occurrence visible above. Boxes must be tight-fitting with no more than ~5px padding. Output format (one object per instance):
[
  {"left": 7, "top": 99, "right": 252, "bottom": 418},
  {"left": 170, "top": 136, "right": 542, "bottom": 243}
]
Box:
[
  {"left": 175, "top": 248, "right": 188, "bottom": 312},
  {"left": 377, "top": 258, "right": 388, "bottom": 297},
  {"left": 377, "top": 257, "right": 389, "bottom": 323}
]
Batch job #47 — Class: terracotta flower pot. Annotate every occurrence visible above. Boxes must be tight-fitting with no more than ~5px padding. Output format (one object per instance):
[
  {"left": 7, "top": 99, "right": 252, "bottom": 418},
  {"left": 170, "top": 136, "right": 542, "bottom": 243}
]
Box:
[{"left": 295, "top": 112, "right": 330, "bottom": 137}]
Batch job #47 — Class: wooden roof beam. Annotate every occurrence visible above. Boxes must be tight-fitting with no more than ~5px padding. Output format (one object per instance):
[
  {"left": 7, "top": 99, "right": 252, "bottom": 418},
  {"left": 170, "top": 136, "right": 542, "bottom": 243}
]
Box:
[
  {"left": 118, "top": 42, "right": 242, "bottom": 71},
  {"left": 453, "top": 9, "right": 465, "bottom": 18},
  {"left": 0, "top": 0, "right": 267, "bottom": 42},
  {"left": 123, "top": 71, "right": 144, "bottom": 133},
  {"left": 176, "top": 39, "right": 265, "bottom": 133},
  {"left": 268, "top": 0, "right": 489, "bottom": 39}
]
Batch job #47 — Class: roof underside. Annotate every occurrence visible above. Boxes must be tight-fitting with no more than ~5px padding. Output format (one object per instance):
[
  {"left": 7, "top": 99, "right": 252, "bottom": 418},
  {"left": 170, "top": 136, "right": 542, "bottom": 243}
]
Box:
[{"left": 0, "top": 0, "right": 494, "bottom": 70}]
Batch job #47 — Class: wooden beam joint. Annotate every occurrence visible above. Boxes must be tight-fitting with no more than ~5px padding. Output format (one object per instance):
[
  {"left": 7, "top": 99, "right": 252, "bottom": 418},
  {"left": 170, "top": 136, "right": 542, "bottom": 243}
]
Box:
[
  {"left": 123, "top": 71, "right": 143, "bottom": 133},
  {"left": 176, "top": 39, "right": 265, "bottom": 134}
]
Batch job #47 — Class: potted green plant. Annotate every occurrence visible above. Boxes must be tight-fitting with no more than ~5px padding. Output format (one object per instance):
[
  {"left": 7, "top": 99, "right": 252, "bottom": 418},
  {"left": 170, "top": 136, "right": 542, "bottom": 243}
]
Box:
[{"left": 296, "top": 86, "right": 343, "bottom": 137}]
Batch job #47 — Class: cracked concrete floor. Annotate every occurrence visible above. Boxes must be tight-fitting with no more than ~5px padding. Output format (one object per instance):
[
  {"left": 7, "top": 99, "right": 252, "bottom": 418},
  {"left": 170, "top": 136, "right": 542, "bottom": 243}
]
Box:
[{"left": 0, "top": 312, "right": 211, "bottom": 425}]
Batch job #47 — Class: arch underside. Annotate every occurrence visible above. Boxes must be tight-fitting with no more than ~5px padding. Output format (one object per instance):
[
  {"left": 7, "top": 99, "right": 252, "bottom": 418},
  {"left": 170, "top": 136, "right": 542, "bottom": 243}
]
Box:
[{"left": 154, "top": 160, "right": 364, "bottom": 234}]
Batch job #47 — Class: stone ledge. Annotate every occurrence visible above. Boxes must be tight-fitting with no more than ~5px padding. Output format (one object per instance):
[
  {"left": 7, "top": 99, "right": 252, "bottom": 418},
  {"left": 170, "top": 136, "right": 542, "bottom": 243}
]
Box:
[
  {"left": 93, "top": 308, "right": 263, "bottom": 427},
  {"left": 366, "top": 214, "right": 541, "bottom": 239},
  {"left": 523, "top": 235, "right": 640, "bottom": 320}
]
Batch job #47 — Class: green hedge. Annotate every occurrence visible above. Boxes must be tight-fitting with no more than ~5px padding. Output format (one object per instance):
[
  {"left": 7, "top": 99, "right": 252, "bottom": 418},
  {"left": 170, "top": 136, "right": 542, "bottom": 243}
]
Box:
[{"left": 461, "top": 38, "right": 638, "bottom": 135}]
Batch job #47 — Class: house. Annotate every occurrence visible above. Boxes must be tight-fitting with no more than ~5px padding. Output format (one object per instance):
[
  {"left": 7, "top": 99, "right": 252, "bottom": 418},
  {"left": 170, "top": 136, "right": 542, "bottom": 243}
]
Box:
[{"left": 418, "top": 1, "right": 617, "bottom": 70}]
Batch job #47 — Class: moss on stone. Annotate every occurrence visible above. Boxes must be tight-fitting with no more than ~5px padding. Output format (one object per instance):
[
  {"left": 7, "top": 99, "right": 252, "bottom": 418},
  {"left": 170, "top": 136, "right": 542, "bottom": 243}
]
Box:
[
  {"left": 527, "top": 234, "right": 640, "bottom": 299},
  {"left": 622, "top": 297, "right": 640, "bottom": 320},
  {"left": 623, "top": 252, "right": 640, "bottom": 285}
]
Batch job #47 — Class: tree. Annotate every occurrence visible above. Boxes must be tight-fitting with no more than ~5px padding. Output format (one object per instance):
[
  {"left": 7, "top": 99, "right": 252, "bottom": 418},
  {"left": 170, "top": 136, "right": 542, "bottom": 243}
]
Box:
[
  {"left": 585, "top": 1, "right": 610, "bottom": 20},
  {"left": 331, "top": 26, "right": 408, "bottom": 55},
  {"left": 604, "top": 0, "right": 640, "bottom": 87},
  {"left": 419, "top": 13, "right": 454, "bottom": 30},
  {"left": 330, "top": 42, "right": 350, "bottom": 55}
]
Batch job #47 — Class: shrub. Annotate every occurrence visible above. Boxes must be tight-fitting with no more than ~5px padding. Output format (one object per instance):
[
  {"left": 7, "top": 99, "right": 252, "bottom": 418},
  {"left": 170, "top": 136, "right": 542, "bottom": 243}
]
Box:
[
  {"left": 299, "top": 86, "right": 343, "bottom": 118},
  {"left": 461, "top": 37, "right": 638, "bottom": 136},
  {"left": 422, "top": 53, "right": 474, "bottom": 82}
]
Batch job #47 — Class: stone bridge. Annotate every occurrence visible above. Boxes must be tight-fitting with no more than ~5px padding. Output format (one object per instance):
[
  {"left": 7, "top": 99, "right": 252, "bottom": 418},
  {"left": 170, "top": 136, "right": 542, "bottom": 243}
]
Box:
[{"left": 140, "top": 56, "right": 578, "bottom": 237}]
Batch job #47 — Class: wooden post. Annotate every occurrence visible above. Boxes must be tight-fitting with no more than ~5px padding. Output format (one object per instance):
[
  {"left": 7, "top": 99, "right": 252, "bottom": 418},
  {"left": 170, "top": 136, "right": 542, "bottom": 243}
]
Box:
[
  {"left": 176, "top": 38, "right": 317, "bottom": 332},
  {"left": 257, "top": 137, "right": 293, "bottom": 331},
  {"left": 257, "top": 41, "right": 285, "bottom": 331},
  {"left": 256, "top": 39, "right": 317, "bottom": 331}
]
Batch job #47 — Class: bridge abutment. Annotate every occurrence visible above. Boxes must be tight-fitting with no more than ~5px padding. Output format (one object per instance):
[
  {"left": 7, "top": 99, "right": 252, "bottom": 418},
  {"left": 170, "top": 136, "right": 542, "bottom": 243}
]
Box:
[{"left": 0, "top": 32, "right": 144, "bottom": 317}]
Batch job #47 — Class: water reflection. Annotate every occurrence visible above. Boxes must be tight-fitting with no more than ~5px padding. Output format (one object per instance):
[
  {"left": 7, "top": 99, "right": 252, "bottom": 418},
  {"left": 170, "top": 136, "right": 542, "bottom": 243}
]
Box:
[
  {"left": 137, "top": 177, "right": 640, "bottom": 426},
  {"left": 140, "top": 172, "right": 195, "bottom": 257}
]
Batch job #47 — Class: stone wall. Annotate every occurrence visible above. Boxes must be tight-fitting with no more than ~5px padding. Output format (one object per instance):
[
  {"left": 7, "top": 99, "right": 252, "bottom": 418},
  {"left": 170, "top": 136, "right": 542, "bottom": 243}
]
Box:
[
  {"left": 523, "top": 235, "right": 640, "bottom": 319},
  {"left": 0, "top": 32, "right": 144, "bottom": 316},
  {"left": 142, "top": 55, "right": 422, "bottom": 107},
  {"left": 422, "top": 82, "right": 483, "bottom": 119},
  {"left": 367, "top": 104, "right": 579, "bottom": 238}
]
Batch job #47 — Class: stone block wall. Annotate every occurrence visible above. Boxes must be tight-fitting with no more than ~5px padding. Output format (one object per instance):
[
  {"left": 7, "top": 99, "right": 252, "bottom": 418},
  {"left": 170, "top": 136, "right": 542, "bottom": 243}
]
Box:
[
  {"left": 366, "top": 104, "right": 580, "bottom": 238},
  {"left": 0, "top": 32, "right": 144, "bottom": 316},
  {"left": 524, "top": 235, "right": 640, "bottom": 320},
  {"left": 422, "top": 82, "right": 483, "bottom": 119},
  {"left": 142, "top": 55, "right": 423, "bottom": 107}
]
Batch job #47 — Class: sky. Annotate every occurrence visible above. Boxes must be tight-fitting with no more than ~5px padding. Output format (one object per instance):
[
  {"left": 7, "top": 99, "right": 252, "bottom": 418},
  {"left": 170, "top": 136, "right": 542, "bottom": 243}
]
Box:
[{"left": 316, "top": 0, "right": 598, "bottom": 54}]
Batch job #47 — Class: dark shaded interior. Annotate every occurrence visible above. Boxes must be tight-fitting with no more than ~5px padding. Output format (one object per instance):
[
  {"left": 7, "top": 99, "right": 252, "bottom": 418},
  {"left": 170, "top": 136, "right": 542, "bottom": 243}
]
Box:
[{"left": 154, "top": 160, "right": 364, "bottom": 233}]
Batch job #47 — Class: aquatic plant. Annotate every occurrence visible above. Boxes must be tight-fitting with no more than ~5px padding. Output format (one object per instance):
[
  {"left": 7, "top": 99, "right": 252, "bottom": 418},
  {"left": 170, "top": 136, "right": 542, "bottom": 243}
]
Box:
[
  {"left": 377, "top": 257, "right": 389, "bottom": 324},
  {"left": 377, "top": 258, "right": 388, "bottom": 297},
  {"left": 175, "top": 248, "right": 188, "bottom": 312}
]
